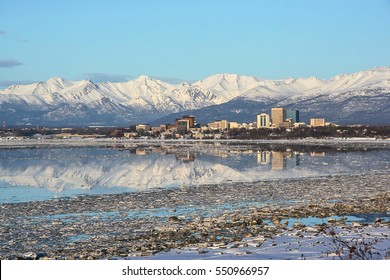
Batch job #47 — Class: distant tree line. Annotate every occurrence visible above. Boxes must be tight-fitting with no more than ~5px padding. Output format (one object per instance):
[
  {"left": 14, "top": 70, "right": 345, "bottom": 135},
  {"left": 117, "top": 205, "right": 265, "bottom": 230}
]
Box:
[
  {"left": 228, "top": 125, "right": 390, "bottom": 139},
  {"left": 0, "top": 127, "right": 130, "bottom": 138},
  {"left": 1, "top": 125, "right": 390, "bottom": 139}
]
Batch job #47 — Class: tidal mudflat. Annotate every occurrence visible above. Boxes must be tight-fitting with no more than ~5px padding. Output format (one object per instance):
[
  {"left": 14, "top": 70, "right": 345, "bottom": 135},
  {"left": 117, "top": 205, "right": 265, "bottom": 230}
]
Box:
[{"left": 0, "top": 139, "right": 389, "bottom": 259}]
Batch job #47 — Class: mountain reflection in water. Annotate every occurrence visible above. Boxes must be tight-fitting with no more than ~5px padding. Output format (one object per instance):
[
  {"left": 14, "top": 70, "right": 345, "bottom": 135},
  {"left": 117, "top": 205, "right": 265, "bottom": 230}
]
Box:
[{"left": 0, "top": 145, "right": 389, "bottom": 203}]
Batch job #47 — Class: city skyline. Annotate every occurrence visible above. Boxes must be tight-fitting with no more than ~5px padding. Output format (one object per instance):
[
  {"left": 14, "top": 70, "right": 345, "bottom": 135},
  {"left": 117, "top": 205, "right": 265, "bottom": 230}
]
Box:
[
  {"left": 1, "top": 0, "right": 390, "bottom": 88},
  {"left": 1, "top": 0, "right": 390, "bottom": 268}
]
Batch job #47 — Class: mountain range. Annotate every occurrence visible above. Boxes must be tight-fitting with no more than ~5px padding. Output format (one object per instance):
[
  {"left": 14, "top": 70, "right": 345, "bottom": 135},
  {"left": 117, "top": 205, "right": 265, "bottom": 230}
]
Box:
[{"left": 1, "top": 67, "right": 389, "bottom": 126}]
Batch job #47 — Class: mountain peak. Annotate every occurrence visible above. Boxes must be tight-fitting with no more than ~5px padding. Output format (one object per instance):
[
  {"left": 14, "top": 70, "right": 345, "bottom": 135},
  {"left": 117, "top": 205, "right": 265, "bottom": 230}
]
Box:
[
  {"left": 1, "top": 66, "right": 389, "bottom": 126},
  {"left": 135, "top": 75, "right": 152, "bottom": 81},
  {"left": 42, "top": 77, "right": 70, "bottom": 88},
  {"left": 46, "top": 77, "right": 66, "bottom": 83},
  {"left": 368, "top": 66, "right": 390, "bottom": 72},
  {"left": 209, "top": 73, "right": 241, "bottom": 80}
]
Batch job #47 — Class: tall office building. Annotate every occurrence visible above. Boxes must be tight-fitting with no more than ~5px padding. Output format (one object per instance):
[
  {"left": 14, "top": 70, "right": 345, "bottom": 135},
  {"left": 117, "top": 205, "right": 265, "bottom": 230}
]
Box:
[
  {"left": 256, "top": 113, "right": 270, "bottom": 128},
  {"left": 177, "top": 119, "right": 190, "bottom": 134},
  {"left": 175, "top": 115, "right": 195, "bottom": 128},
  {"left": 271, "top": 108, "right": 285, "bottom": 127},
  {"left": 181, "top": 115, "right": 195, "bottom": 128},
  {"left": 286, "top": 110, "right": 299, "bottom": 123}
]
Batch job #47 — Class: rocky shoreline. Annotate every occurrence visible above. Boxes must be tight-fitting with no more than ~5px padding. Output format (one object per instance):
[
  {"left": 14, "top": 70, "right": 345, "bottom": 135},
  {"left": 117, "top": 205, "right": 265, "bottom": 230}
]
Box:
[{"left": 0, "top": 172, "right": 389, "bottom": 260}]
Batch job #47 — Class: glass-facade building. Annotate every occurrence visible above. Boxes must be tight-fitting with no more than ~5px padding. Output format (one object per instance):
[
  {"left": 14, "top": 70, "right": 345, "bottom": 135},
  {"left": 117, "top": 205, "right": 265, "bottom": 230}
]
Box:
[{"left": 286, "top": 110, "right": 299, "bottom": 123}]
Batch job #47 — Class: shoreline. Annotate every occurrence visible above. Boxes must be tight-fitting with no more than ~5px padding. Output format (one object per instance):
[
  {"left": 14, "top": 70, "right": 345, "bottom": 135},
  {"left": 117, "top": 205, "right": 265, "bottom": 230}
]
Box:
[{"left": 1, "top": 137, "right": 390, "bottom": 149}]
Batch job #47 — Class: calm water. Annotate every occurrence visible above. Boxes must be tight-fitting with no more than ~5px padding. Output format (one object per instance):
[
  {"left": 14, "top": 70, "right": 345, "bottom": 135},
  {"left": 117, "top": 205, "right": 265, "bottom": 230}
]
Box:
[{"left": 1, "top": 145, "right": 390, "bottom": 203}]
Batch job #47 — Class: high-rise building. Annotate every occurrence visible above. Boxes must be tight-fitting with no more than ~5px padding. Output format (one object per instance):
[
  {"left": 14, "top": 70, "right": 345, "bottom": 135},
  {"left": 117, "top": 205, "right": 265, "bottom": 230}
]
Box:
[
  {"left": 177, "top": 119, "right": 190, "bottom": 134},
  {"left": 286, "top": 110, "right": 299, "bottom": 123},
  {"left": 181, "top": 115, "right": 195, "bottom": 128},
  {"left": 256, "top": 113, "right": 270, "bottom": 128},
  {"left": 175, "top": 115, "right": 195, "bottom": 128},
  {"left": 271, "top": 108, "right": 285, "bottom": 127}
]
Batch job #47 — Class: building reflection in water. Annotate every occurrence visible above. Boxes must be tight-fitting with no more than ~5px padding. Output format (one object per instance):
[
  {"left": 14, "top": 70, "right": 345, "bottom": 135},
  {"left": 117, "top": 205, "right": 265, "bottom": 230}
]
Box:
[
  {"left": 273, "top": 151, "right": 301, "bottom": 170},
  {"left": 175, "top": 152, "right": 195, "bottom": 163},
  {"left": 257, "top": 151, "right": 271, "bottom": 164},
  {"left": 272, "top": 151, "right": 285, "bottom": 170},
  {"left": 128, "top": 146, "right": 324, "bottom": 170},
  {"left": 256, "top": 150, "right": 301, "bottom": 170},
  {"left": 135, "top": 148, "right": 148, "bottom": 156},
  {"left": 310, "top": 151, "right": 326, "bottom": 157}
]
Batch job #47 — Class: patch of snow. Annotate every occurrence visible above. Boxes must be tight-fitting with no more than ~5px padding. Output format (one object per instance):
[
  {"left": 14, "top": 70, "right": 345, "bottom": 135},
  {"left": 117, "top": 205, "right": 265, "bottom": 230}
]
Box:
[{"left": 126, "top": 225, "right": 390, "bottom": 260}]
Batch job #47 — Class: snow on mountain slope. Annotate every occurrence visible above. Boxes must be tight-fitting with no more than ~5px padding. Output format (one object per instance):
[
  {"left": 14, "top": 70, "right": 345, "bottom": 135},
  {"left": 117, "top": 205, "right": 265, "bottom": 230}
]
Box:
[
  {"left": 0, "top": 67, "right": 389, "bottom": 126},
  {"left": 324, "top": 67, "right": 390, "bottom": 93},
  {"left": 241, "top": 67, "right": 390, "bottom": 101},
  {"left": 0, "top": 75, "right": 230, "bottom": 111},
  {"left": 194, "top": 73, "right": 261, "bottom": 100},
  {"left": 98, "top": 75, "right": 225, "bottom": 111}
]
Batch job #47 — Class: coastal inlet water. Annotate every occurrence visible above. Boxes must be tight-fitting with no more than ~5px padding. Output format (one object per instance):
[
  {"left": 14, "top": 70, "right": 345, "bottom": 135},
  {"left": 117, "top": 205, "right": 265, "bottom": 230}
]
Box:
[{"left": 0, "top": 144, "right": 390, "bottom": 203}]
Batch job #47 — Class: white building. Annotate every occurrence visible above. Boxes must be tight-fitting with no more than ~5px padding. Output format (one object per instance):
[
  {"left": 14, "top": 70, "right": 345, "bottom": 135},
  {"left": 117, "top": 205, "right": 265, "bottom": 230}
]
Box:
[
  {"left": 208, "top": 120, "right": 228, "bottom": 130},
  {"left": 257, "top": 113, "right": 270, "bottom": 128},
  {"left": 228, "top": 122, "right": 239, "bottom": 129},
  {"left": 135, "top": 124, "right": 151, "bottom": 132}
]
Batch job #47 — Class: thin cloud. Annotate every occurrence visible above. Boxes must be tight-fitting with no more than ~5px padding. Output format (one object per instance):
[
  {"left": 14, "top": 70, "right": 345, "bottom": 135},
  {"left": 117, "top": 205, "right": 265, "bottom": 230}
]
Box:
[
  {"left": 0, "top": 59, "right": 24, "bottom": 68},
  {"left": 0, "top": 30, "right": 28, "bottom": 42},
  {"left": 83, "top": 72, "right": 134, "bottom": 83}
]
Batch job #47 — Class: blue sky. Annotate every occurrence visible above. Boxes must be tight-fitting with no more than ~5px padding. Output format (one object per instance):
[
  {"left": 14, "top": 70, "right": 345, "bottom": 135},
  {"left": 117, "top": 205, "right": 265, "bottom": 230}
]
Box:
[{"left": 0, "top": 0, "right": 389, "bottom": 87}]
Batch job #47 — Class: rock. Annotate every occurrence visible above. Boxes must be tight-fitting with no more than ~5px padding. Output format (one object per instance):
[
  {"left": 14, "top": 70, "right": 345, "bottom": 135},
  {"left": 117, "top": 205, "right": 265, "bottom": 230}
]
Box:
[
  {"left": 374, "top": 218, "right": 383, "bottom": 223},
  {"left": 35, "top": 252, "right": 47, "bottom": 260},
  {"left": 305, "top": 227, "right": 318, "bottom": 233},
  {"left": 352, "top": 222, "right": 362, "bottom": 227},
  {"left": 2, "top": 169, "right": 389, "bottom": 260},
  {"left": 168, "top": 216, "right": 180, "bottom": 222},
  {"left": 21, "top": 252, "right": 36, "bottom": 260},
  {"left": 293, "top": 222, "right": 302, "bottom": 228}
]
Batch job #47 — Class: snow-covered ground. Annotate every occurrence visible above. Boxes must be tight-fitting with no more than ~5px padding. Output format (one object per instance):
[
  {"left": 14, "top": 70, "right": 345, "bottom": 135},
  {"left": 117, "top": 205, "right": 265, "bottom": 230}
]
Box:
[{"left": 127, "top": 224, "right": 390, "bottom": 260}]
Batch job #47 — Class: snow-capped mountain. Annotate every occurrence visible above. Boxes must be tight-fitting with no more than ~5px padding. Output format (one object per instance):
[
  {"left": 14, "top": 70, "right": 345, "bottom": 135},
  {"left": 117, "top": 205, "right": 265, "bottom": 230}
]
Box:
[{"left": 1, "top": 67, "right": 389, "bottom": 126}]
